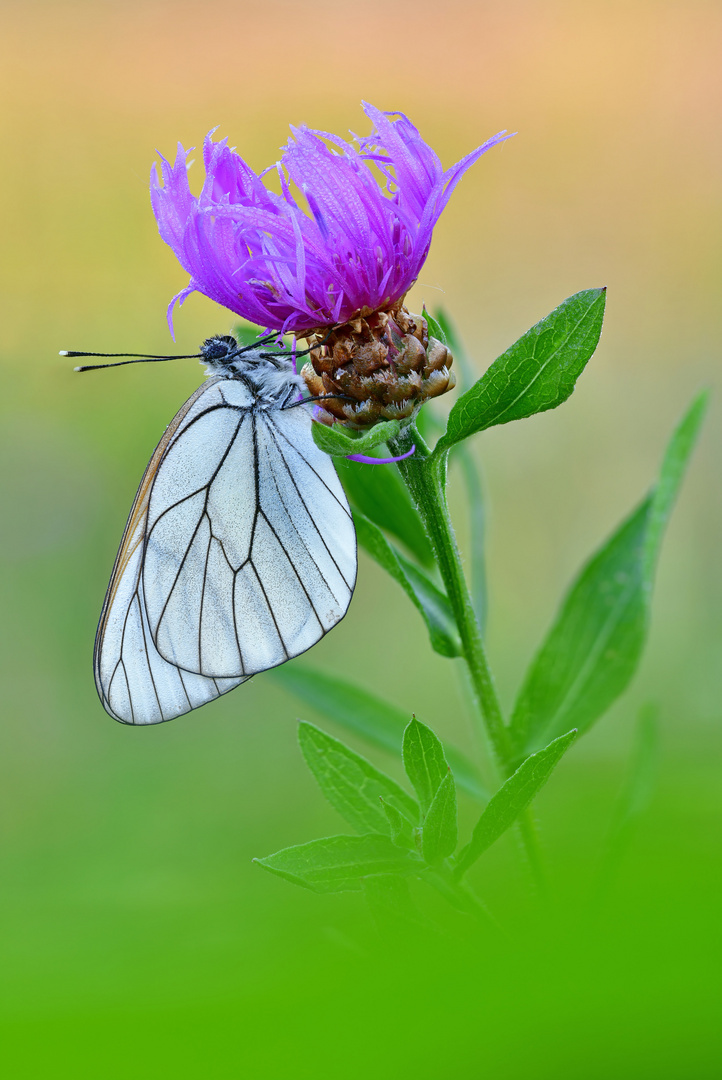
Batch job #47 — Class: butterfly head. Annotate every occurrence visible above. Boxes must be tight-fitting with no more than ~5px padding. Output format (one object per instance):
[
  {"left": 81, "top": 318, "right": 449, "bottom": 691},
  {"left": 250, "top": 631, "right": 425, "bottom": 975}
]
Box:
[{"left": 199, "top": 335, "right": 240, "bottom": 364}]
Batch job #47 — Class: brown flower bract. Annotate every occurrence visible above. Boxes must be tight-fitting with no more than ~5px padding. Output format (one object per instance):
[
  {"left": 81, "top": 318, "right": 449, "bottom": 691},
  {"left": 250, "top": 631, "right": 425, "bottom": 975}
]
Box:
[{"left": 301, "top": 301, "right": 455, "bottom": 429}]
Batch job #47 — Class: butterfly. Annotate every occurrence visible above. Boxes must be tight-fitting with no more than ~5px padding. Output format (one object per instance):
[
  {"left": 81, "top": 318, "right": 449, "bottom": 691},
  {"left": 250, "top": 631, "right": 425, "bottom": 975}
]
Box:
[{"left": 66, "top": 334, "right": 357, "bottom": 725}]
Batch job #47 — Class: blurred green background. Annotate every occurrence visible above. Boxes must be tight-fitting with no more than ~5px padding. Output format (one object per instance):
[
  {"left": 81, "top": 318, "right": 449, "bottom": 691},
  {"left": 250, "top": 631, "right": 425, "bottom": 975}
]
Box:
[{"left": 1, "top": 0, "right": 720, "bottom": 1075}]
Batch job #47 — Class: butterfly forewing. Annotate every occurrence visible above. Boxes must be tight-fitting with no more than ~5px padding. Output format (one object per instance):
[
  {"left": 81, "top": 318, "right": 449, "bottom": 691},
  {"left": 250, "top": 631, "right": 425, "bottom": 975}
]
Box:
[{"left": 145, "top": 382, "right": 356, "bottom": 678}]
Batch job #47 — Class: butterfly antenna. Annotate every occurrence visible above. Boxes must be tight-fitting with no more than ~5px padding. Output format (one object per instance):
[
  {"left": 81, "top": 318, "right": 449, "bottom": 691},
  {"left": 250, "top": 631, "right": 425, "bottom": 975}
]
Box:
[
  {"left": 292, "top": 328, "right": 336, "bottom": 359},
  {"left": 65, "top": 330, "right": 286, "bottom": 372},
  {"left": 62, "top": 349, "right": 203, "bottom": 373}
]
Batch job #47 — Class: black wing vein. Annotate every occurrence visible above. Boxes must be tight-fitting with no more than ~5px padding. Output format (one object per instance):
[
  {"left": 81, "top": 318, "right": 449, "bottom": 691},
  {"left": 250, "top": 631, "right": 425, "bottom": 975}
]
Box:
[{"left": 260, "top": 419, "right": 355, "bottom": 593}]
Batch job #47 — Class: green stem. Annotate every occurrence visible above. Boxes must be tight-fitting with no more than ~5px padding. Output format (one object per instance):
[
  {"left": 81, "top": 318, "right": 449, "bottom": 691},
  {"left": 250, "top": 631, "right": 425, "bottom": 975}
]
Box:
[
  {"left": 388, "top": 422, "right": 546, "bottom": 890},
  {"left": 388, "top": 425, "right": 512, "bottom": 770}
]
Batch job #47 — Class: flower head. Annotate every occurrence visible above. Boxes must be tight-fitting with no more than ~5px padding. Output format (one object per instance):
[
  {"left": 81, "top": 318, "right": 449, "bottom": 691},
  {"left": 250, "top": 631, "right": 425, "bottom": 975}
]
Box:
[
  {"left": 151, "top": 103, "right": 512, "bottom": 337},
  {"left": 302, "top": 302, "right": 457, "bottom": 428}
]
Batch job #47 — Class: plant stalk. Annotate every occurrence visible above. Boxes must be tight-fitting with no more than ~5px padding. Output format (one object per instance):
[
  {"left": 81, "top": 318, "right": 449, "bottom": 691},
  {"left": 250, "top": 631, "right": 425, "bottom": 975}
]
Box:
[
  {"left": 388, "top": 422, "right": 546, "bottom": 889},
  {"left": 388, "top": 424, "right": 512, "bottom": 769}
]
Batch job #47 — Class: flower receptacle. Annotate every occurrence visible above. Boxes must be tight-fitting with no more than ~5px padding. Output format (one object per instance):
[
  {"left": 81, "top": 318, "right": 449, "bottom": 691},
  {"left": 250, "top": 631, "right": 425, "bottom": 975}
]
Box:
[{"left": 302, "top": 300, "right": 455, "bottom": 429}]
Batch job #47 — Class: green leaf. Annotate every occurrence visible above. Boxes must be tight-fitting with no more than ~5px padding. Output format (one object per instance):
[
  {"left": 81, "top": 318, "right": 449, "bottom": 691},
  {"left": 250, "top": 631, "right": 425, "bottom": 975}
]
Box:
[
  {"left": 511, "top": 502, "right": 649, "bottom": 757},
  {"left": 510, "top": 392, "right": 708, "bottom": 758},
  {"left": 422, "top": 307, "right": 449, "bottom": 348},
  {"left": 421, "top": 773, "right": 458, "bottom": 864},
  {"left": 335, "top": 455, "right": 434, "bottom": 566},
  {"left": 643, "top": 391, "right": 709, "bottom": 583},
  {"left": 402, "top": 718, "right": 450, "bottom": 816},
  {"left": 269, "top": 664, "right": 488, "bottom": 802},
  {"left": 380, "top": 799, "right": 416, "bottom": 848},
  {"left": 434, "top": 289, "right": 606, "bottom": 454},
  {"left": 454, "top": 730, "right": 577, "bottom": 878},
  {"left": 254, "top": 834, "right": 421, "bottom": 893},
  {"left": 298, "top": 722, "right": 418, "bottom": 836},
  {"left": 311, "top": 419, "right": 401, "bottom": 458},
  {"left": 353, "top": 510, "right": 461, "bottom": 658}
]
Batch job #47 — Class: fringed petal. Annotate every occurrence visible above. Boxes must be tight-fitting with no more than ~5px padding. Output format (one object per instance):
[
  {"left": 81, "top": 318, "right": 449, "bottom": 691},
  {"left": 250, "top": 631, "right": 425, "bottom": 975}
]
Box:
[
  {"left": 346, "top": 445, "right": 416, "bottom": 465},
  {"left": 150, "top": 106, "right": 511, "bottom": 335},
  {"left": 166, "top": 281, "right": 196, "bottom": 340}
]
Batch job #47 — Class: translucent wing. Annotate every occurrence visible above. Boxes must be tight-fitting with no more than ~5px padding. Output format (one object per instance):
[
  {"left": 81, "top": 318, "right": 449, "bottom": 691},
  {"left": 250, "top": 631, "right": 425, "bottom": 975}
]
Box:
[
  {"left": 95, "top": 376, "right": 357, "bottom": 725},
  {"left": 142, "top": 386, "right": 357, "bottom": 678},
  {"left": 94, "top": 378, "right": 248, "bottom": 724}
]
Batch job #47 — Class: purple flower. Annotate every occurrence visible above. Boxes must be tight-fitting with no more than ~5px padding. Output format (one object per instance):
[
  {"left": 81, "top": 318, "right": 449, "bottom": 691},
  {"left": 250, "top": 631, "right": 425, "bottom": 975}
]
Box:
[{"left": 151, "top": 103, "right": 512, "bottom": 336}]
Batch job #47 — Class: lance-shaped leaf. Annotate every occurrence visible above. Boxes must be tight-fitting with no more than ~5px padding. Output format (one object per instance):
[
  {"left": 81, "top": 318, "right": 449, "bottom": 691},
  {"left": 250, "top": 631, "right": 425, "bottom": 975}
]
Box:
[
  {"left": 354, "top": 510, "right": 461, "bottom": 658},
  {"left": 298, "top": 722, "right": 418, "bottom": 836},
  {"left": 510, "top": 392, "right": 708, "bottom": 758},
  {"left": 312, "top": 418, "right": 401, "bottom": 458},
  {"left": 511, "top": 503, "right": 648, "bottom": 758},
  {"left": 381, "top": 799, "right": 416, "bottom": 849},
  {"left": 270, "top": 664, "right": 487, "bottom": 802},
  {"left": 433, "top": 289, "right": 606, "bottom": 455},
  {"left": 641, "top": 393, "right": 709, "bottom": 582},
  {"left": 335, "top": 455, "right": 434, "bottom": 566},
  {"left": 421, "top": 772, "right": 458, "bottom": 864},
  {"left": 254, "top": 834, "right": 421, "bottom": 893},
  {"left": 403, "top": 718, "right": 450, "bottom": 815},
  {"left": 422, "top": 307, "right": 449, "bottom": 349},
  {"left": 454, "top": 730, "right": 577, "bottom": 878}
]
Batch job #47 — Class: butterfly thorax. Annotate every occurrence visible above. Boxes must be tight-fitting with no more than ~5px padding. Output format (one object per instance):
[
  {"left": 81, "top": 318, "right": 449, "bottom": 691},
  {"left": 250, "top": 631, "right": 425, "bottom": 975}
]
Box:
[{"left": 200, "top": 335, "right": 303, "bottom": 408}]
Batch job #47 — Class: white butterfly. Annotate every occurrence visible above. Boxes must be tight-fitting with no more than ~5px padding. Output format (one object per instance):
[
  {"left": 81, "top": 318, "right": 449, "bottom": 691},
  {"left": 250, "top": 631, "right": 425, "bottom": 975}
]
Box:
[{"left": 80, "top": 335, "right": 357, "bottom": 725}]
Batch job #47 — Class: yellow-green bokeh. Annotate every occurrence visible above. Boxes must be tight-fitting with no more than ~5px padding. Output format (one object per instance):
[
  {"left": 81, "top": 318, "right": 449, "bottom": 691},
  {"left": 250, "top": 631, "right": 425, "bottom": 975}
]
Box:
[{"left": 1, "top": 1, "right": 720, "bottom": 1075}]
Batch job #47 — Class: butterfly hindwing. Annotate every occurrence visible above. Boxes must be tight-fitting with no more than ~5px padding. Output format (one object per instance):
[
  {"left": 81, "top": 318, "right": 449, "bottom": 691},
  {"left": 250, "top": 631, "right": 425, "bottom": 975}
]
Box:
[{"left": 94, "top": 378, "right": 249, "bottom": 724}]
